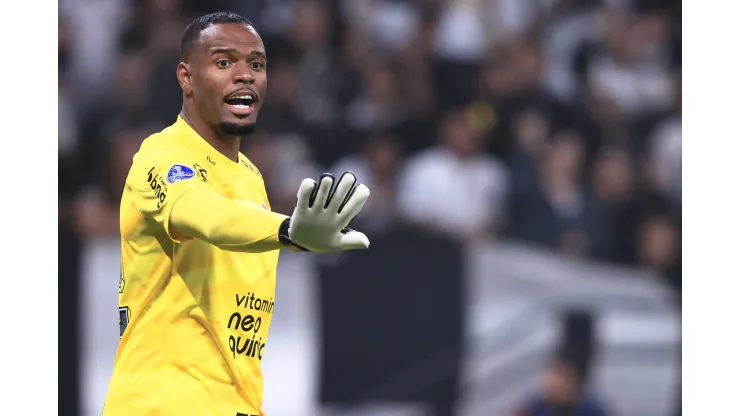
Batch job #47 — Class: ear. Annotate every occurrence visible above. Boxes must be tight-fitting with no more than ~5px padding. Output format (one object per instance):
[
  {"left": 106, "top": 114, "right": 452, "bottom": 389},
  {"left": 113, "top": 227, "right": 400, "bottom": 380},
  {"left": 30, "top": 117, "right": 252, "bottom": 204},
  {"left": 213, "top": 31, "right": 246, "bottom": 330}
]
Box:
[{"left": 177, "top": 62, "right": 193, "bottom": 95}]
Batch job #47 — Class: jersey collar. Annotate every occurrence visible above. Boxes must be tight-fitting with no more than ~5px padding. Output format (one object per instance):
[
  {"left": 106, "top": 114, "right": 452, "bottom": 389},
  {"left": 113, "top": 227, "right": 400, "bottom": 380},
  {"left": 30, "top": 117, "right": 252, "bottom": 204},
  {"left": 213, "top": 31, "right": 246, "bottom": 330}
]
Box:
[{"left": 174, "top": 115, "right": 244, "bottom": 169}]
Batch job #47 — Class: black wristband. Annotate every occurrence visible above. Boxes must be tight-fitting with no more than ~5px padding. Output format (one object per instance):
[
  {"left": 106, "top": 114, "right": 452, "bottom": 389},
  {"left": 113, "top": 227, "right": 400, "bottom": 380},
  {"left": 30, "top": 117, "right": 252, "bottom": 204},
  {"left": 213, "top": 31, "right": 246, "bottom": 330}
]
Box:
[{"left": 278, "top": 218, "right": 310, "bottom": 252}]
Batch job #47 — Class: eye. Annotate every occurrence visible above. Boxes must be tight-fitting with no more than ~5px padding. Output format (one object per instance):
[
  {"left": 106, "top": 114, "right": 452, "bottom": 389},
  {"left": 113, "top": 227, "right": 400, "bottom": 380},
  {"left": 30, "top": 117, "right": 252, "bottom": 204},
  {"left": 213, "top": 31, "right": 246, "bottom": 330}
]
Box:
[
  {"left": 250, "top": 61, "right": 266, "bottom": 71},
  {"left": 216, "top": 60, "right": 231, "bottom": 69}
]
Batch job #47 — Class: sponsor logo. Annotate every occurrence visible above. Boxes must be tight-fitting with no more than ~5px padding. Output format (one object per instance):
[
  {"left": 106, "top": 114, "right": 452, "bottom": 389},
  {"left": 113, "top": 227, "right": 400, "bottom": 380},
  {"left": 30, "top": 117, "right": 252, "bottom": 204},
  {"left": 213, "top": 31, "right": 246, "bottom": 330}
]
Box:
[
  {"left": 147, "top": 167, "right": 168, "bottom": 208},
  {"left": 240, "top": 159, "right": 262, "bottom": 178}
]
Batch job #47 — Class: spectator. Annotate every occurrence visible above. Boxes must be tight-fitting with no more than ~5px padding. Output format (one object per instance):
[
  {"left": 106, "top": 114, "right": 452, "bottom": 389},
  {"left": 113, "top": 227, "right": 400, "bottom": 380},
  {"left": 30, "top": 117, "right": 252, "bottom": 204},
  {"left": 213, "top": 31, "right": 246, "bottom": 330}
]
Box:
[
  {"left": 397, "top": 109, "right": 509, "bottom": 243},
  {"left": 433, "top": 0, "right": 493, "bottom": 109},
  {"left": 477, "top": 40, "right": 570, "bottom": 158},
  {"left": 256, "top": 53, "right": 310, "bottom": 137},
  {"left": 637, "top": 211, "right": 681, "bottom": 292},
  {"left": 515, "top": 350, "right": 611, "bottom": 416},
  {"left": 589, "top": 144, "right": 640, "bottom": 264},
  {"left": 395, "top": 13, "right": 441, "bottom": 155},
  {"left": 345, "top": 61, "right": 406, "bottom": 135},
  {"left": 287, "top": 1, "right": 339, "bottom": 129},
  {"left": 60, "top": 0, "right": 126, "bottom": 102},
  {"left": 59, "top": 14, "right": 79, "bottom": 168},
  {"left": 78, "top": 52, "right": 161, "bottom": 193},
  {"left": 332, "top": 135, "right": 402, "bottom": 233},
  {"left": 73, "top": 125, "right": 157, "bottom": 240},
  {"left": 506, "top": 107, "right": 552, "bottom": 196},
  {"left": 508, "top": 129, "right": 604, "bottom": 258},
  {"left": 583, "top": 10, "right": 676, "bottom": 118},
  {"left": 646, "top": 77, "right": 682, "bottom": 204}
]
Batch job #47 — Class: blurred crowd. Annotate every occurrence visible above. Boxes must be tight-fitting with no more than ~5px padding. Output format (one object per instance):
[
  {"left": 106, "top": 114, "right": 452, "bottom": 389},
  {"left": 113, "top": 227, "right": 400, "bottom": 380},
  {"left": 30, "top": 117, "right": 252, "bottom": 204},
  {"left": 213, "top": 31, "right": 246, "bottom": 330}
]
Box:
[
  {"left": 59, "top": 0, "right": 681, "bottom": 289},
  {"left": 58, "top": 0, "right": 681, "bottom": 414}
]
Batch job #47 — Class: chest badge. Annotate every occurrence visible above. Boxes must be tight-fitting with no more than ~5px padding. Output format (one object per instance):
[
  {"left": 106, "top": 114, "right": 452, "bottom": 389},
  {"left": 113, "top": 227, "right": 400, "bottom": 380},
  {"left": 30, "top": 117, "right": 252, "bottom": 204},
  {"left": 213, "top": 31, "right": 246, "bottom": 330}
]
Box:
[{"left": 193, "top": 163, "right": 208, "bottom": 182}]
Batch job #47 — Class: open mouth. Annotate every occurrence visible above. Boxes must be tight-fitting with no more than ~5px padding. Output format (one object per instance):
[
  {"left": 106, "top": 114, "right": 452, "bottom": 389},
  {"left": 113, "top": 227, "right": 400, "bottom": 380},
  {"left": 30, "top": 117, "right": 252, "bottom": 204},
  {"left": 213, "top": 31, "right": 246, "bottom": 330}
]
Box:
[{"left": 224, "top": 91, "right": 258, "bottom": 114}]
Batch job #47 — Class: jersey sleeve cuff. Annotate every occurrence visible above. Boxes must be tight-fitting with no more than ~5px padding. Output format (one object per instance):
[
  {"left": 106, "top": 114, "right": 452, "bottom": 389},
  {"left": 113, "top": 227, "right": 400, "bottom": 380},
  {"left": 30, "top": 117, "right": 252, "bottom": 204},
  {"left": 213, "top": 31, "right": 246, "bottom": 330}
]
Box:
[{"left": 278, "top": 218, "right": 310, "bottom": 252}]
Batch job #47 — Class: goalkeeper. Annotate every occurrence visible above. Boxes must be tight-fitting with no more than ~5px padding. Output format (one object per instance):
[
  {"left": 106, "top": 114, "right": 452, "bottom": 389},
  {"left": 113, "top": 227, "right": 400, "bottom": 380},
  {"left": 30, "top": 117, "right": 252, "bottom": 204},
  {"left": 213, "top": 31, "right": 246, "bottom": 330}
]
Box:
[{"left": 103, "top": 12, "right": 370, "bottom": 416}]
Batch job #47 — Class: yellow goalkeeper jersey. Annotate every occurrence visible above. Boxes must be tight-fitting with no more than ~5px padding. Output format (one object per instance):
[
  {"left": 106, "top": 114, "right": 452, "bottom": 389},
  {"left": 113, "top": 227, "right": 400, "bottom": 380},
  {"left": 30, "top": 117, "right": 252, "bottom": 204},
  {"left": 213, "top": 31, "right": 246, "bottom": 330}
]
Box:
[{"left": 104, "top": 116, "right": 282, "bottom": 416}]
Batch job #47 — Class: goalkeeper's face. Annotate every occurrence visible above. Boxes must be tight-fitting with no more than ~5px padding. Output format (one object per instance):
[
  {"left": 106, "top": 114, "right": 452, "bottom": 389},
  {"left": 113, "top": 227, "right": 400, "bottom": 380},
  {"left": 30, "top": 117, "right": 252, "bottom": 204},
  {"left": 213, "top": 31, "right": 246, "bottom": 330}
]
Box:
[{"left": 185, "top": 23, "right": 267, "bottom": 136}]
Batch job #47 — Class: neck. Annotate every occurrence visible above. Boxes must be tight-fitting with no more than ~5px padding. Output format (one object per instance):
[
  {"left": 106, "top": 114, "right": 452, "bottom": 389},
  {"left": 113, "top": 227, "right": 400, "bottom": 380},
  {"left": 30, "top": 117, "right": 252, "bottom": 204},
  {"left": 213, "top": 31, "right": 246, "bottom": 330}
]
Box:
[{"left": 180, "top": 107, "right": 241, "bottom": 162}]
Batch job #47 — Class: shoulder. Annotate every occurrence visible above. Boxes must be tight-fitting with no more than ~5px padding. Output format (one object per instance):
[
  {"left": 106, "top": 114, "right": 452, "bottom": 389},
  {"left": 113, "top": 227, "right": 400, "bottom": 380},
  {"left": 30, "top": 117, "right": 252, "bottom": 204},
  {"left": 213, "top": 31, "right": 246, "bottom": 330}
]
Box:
[
  {"left": 135, "top": 127, "right": 193, "bottom": 163},
  {"left": 238, "top": 153, "right": 265, "bottom": 181},
  {"left": 127, "top": 130, "right": 202, "bottom": 190}
]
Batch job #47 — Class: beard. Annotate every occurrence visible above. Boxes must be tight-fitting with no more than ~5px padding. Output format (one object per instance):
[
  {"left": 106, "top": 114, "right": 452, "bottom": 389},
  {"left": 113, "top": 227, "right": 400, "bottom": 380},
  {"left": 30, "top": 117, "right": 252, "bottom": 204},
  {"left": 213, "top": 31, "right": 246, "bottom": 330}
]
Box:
[{"left": 219, "top": 120, "right": 257, "bottom": 137}]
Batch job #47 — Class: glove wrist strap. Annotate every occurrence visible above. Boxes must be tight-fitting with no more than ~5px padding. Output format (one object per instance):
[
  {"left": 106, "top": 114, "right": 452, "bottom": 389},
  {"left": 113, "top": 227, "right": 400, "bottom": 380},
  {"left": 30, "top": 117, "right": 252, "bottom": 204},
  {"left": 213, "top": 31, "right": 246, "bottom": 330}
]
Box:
[{"left": 278, "top": 218, "right": 310, "bottom": 252}]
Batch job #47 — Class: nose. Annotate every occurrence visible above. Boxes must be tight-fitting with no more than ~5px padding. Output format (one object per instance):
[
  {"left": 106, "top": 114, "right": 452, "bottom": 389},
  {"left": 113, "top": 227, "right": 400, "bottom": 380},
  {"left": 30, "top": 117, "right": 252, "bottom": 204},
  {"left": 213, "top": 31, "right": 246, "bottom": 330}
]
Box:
[{"left": 233, "top": 64, "right": 255, "bottom": 84}]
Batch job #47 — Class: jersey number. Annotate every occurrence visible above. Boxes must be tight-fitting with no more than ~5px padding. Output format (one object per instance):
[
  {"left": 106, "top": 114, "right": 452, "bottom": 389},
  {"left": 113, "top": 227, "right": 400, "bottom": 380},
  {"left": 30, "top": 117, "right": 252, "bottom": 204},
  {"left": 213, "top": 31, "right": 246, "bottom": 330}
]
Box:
[{"left": 119, "top": 306, "right": 130, "bottom": 338}]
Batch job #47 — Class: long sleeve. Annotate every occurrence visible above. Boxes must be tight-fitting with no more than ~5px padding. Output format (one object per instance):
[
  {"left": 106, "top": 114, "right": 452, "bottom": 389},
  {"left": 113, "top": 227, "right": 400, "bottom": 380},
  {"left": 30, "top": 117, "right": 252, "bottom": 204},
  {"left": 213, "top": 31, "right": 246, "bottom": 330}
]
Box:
[
  {"left": 128, "top": 149, "right": 288, "bottom": 253},
  {"left": 168, "top": 186, "right": 288, "bottom": 252}
]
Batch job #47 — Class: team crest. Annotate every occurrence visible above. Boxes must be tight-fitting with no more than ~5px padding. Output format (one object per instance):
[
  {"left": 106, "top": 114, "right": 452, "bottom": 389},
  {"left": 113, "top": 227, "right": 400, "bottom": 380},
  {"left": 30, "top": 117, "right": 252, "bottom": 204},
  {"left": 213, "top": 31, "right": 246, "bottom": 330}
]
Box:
[{"left": 193, "top": 163, "right": 208, "bottom": 182}]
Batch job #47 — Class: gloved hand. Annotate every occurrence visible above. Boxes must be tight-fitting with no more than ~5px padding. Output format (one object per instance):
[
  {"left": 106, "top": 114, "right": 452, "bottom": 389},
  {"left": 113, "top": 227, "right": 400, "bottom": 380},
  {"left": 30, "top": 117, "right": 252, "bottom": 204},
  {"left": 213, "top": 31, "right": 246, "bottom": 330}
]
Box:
[{"left": 278, "top": 172, "right": 370, "bottom": 252}]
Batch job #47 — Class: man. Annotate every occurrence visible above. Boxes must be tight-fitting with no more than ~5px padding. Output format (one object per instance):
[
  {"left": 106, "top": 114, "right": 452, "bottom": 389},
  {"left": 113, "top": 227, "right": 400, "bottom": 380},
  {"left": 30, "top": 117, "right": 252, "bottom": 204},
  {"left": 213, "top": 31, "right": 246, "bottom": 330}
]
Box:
[
  {"left": 103, "top": 12, "right": 371, "bottom": 416},
  {"left": 516, "top": 350, "right": 610, "bottom": 416}
]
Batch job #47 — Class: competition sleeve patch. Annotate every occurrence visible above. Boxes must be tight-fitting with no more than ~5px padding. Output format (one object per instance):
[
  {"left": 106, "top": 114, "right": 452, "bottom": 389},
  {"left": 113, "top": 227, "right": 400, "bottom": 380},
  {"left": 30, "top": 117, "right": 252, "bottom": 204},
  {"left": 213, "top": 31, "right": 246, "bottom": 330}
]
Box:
[{"left": 166, "top": 164, "right": 196, "bottom": 184}]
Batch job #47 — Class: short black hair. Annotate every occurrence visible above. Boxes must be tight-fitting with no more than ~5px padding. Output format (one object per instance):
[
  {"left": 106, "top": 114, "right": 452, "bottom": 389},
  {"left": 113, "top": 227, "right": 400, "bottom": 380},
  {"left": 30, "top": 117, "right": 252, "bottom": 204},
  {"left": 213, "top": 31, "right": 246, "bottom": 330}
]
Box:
[{"left": 180, "top": 12, "right": 254, "bottom": 61}]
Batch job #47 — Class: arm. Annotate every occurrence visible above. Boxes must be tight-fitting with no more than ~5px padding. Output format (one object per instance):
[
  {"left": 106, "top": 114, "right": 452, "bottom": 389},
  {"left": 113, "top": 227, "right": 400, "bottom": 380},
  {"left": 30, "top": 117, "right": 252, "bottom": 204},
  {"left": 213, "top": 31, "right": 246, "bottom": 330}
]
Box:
[
  {"left": 131, "top": 150, "right": 370, "bottom": 253},
  {"left": 169, "top": 173, "right": 372, "bottom": 253},
  {"left": 169, "top": 186, "right": 287, "bottom": 253},
  {"left": 130, "top": 153, "right": 289, "bottom": 253}
]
